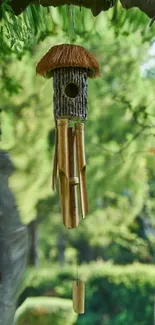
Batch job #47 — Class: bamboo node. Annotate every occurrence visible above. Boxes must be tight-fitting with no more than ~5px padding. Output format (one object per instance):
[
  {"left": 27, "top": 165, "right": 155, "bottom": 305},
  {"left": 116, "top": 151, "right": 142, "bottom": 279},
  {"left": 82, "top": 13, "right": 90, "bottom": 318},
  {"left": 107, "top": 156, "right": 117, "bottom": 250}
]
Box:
[{"left": 69, "top": 177, "right": 79, "bottom": 185}]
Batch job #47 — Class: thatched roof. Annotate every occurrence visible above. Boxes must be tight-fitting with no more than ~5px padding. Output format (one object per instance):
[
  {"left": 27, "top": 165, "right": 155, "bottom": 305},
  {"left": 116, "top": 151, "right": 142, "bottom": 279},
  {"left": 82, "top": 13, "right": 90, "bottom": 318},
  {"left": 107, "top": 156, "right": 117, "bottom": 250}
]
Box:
[{"left": 36, "top": 44, "right": 100, "bottom": 78}]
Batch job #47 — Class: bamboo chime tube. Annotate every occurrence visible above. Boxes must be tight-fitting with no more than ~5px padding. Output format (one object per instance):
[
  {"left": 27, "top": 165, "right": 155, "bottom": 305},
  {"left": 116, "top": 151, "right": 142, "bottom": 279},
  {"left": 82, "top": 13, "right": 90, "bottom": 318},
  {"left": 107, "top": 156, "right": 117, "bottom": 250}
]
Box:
[
  {"left": 68, "top": 127, "right": 79, "bottom": 228},
  {"left": 54, "top": 121, "right": 88, "bottom": 228},
  {"left": 52, "top": 128, "right": 58, "bottom": 192},
  {"left": 75, "top": 123, "right": 88, "bottom": 218},
  {"left": 72, "top": 280, "right": 85, "bottom": 314},
  {"left": 57, "top": 119, "right": 71, "bottom": 228}
]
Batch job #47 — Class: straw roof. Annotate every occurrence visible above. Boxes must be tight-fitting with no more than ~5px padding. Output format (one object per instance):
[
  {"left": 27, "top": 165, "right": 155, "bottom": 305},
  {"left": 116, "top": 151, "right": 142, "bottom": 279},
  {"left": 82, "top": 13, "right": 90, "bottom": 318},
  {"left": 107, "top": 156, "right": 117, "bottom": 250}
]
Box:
[{"left": 36, "top": 44, "right": 100, "bottom": 78}]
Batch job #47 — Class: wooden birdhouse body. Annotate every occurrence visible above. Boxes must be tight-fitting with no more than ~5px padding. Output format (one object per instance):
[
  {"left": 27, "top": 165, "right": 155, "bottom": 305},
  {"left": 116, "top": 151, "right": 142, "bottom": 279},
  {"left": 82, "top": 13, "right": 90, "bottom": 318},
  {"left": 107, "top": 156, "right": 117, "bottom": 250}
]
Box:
[{"left": 53, "top": 67, "right": 88, "bottom": 121}]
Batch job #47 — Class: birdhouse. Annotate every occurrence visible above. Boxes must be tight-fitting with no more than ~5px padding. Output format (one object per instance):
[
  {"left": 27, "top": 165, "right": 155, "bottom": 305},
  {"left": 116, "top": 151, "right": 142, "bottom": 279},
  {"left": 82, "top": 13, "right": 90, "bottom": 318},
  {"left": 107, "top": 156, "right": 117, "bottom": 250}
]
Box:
[{"left": 36, "top": 44, "right": 100, "bottom": 229}]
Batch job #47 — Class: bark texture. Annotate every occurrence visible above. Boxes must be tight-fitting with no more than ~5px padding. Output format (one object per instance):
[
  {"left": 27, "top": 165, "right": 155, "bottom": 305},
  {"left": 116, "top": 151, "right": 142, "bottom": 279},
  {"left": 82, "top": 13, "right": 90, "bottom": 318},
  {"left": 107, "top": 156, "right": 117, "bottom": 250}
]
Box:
[
  {"left": 0, "top": 150, "right": 28, "bottom": 325},
  {"left": 53, "top": 67, "right": 88, "bottom": 120}
]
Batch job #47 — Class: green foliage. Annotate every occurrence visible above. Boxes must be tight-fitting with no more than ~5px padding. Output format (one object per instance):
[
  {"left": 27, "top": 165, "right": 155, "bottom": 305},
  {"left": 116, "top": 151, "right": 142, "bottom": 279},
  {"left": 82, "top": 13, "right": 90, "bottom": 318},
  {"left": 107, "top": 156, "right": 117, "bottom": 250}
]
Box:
[
  {"left": 1, "top": 3, "right": 155, "bottom": 325},
  {"left": 83, "top": 262, "right": 155, "bottom": 325},
  {"left": 19, "top": 263, "right": 155, "bottom": 325},
  {"left": 15, "top": 297, "right": 77, "bottom": 325},
  {"left": 35, "top": 24, "right": 155, "bottom": 264},
  {"left": 0, "top": 0, "right": 155, "bottom": 59},
  {"left": 1, "top": 11, "right": 155, "bottom": 260}
]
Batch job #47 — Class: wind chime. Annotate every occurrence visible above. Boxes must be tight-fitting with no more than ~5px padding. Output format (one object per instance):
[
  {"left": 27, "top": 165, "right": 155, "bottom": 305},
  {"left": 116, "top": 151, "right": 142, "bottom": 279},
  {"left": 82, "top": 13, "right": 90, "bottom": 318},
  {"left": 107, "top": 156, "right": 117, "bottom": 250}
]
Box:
[{"left": 36, "top": 44, "right": 100, "bottom": 313}]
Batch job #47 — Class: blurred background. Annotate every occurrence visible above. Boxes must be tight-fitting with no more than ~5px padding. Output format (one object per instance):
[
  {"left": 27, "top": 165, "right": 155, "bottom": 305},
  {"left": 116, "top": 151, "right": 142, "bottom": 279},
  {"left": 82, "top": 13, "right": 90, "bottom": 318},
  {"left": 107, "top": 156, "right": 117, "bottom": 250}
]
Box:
[{"left": 1, "top": 2, "right": 155, "bottom": 325}]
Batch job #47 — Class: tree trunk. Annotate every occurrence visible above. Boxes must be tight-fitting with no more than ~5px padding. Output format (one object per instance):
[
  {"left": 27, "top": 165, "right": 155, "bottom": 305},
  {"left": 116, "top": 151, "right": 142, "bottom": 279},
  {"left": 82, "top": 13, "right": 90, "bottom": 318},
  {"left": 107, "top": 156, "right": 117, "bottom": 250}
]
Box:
[
  {"left": 28, "top": 220, "right": 38, "bottom": 266},
  {"left": 0, "top": 150, "right": 28, "bottom": 325}
]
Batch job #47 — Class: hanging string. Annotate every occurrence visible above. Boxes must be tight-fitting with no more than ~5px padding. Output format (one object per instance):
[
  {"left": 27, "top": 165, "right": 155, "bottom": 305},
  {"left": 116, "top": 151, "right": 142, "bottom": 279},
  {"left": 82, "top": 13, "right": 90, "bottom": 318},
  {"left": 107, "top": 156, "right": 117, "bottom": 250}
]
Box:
[
  {"left": 76, "top": 236, "right": 80, "bottom": 282},
  {"left": 40, "top": 78, "right": 50, "bottom": 96},
  {"left": 66, "top": 4, "right": 76, "bottom": 43},
  {"left": 71, "top": 227, "right": 80, "bottom": 281},
  {"left": 66, "top": 2, "right": 86, "bottom": 39},
  {"left": 76, "top": 258, "right": 79, "bottom": 281}
]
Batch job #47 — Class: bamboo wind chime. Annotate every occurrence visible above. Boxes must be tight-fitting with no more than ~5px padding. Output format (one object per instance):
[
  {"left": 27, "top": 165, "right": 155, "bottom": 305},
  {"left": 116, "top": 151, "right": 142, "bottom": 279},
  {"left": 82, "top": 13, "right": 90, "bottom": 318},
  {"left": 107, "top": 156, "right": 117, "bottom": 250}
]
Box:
[
  {"left": 36, "top": 45, "right": 100, "bottom": 314},
  {"left": 36, "top": 44, "right": 100, "bottom": 230}
]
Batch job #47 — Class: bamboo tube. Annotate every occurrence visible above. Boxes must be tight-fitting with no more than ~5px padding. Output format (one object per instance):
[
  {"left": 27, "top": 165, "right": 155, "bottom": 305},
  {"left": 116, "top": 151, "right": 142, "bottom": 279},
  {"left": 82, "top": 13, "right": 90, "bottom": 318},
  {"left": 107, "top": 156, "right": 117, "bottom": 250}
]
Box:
[
  {"left": 52, "top": 127, "right": 58, "bottom": 191},
  {"left": 57, "top": 119, "right": 71, "bottom": 228},
  {"left": 75, "top": 123, "right": 88, "bottom": 218},
  {"left": 68, "top": 127, "right": 79, "bottom": 229},
  {"left": 72, "top": 280, "right": 85, "bottom": 314}
]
